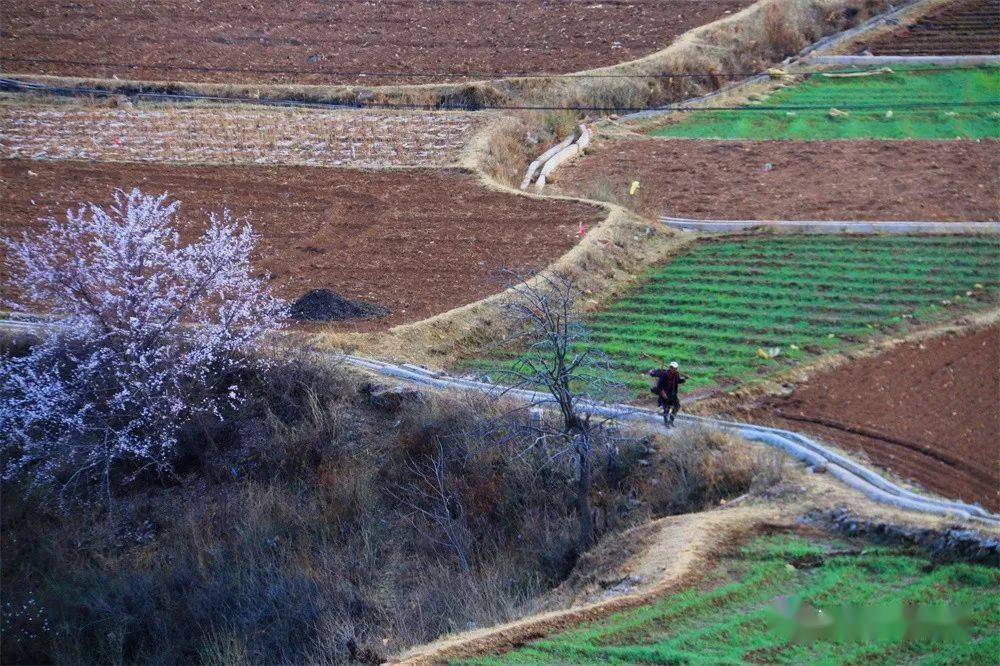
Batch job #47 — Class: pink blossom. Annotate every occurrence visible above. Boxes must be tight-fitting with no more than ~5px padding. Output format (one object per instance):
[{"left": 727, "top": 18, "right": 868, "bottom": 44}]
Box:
[{"left": 1, "top": 188, "right": 285, "bottom": 493}]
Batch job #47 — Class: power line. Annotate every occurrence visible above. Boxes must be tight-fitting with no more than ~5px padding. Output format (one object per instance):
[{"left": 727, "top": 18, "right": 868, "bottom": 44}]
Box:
[
  {"left": 0, "top": 56, "right": 761, "bottom": 79},
  {"left": 3, "top": 55, "right": 995, "bottom": 80},
  {"left": 3, "top": 77, "right": 997, "bottom": 114}
]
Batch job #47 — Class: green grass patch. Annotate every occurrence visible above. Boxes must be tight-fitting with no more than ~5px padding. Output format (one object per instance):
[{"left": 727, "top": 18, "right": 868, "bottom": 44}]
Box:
[
  {"left": 649, "top": 66, "right": 1000, "bottom": 140},
  {"left": 585, "top": 236, "right": 999, "bottom": 394},
  {"left": 462, "top": 236, "right": 999, "bottom": 396},
  {"left": 467, "top": 534, "right": 1000, "bottom": 665}
]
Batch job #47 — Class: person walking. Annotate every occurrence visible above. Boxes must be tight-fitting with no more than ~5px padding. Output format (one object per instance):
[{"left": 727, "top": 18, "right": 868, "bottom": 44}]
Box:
[{"left": 649, "top": 361, "right": 687, "bottom": 427}]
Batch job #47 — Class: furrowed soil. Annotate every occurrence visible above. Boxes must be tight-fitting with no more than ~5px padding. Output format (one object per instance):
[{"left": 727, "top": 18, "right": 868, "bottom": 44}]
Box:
[
  {"left": 554, "top": 138, "right": 1000, "bottom": 221},
  {"left": 863, "top": 0, "right": 1000, "bottom": 55},
  {"left": 0, "top": 159, "right": 602, "bottom": 329},
  {"left": 743, "top": 326, "right": 1000, "bottom": 512},
  {"left": 0, "top": 0, "right": 752, "bottom": 85},
  {"left": 0, "top": 102, "right": 484, "bottom": 168}
]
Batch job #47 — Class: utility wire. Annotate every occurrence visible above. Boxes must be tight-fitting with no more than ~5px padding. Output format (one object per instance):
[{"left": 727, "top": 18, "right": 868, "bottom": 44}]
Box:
[
  {"left": 0, "top": 56, "right": 774, "bottom": 79},
  {"left": 3, "top": 77, "right": 997, "bottom": 114},
  {"left": 2, "top": 55, "right": 996, "bottom": 79}
]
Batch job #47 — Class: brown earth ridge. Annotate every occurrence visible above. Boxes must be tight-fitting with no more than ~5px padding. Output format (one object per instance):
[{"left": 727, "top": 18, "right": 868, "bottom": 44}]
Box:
[
  {"left": 0, "top": 159, "right": 603, "bottom": 330},
  {"left": 0, "top": 0, "right": 752, "bottom": 85},
  {"left": 745, "top": 326, "right": 1000, "bottom": 512},
  {"left": 554, "top": 138, "right": 1000, "bottom": 222}
]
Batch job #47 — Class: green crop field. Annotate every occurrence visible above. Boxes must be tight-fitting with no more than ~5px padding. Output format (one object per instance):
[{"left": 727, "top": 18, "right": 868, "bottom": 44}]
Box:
[
  {"left": 469, "top": 533, "right": 1000, "bottom": 665},
  {"left": 649, "top": 66, "right": 1000, "bottom": 140},
  {"left": 581, "top": 236, "right": 999, "bottom": 394}
]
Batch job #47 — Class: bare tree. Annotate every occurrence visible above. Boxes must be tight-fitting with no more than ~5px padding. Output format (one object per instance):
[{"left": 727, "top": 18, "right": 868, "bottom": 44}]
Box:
[
  {"left": 394, "top": 438, "right": 473, "bottom": 575},
  {"left": 492, "top": 272, "right": 626, "bottom": 551}
]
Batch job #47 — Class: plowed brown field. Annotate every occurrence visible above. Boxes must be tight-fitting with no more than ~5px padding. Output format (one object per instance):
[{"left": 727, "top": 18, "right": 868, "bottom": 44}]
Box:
[
  {"left": 0, "top": 0, "right": 752, "bottom": 85},
  {"left": 745, "top": 326, "right": 1000, "bottom": 512},
  {"left": 863, "top": 0, "right": 1000, "bottom": 56},
  {"left": 553, "top": 138, "right": 1000, "bottom": 221},
  {"left": 0, "top": 103, "right": 483, "bottom": 168},
  {"left": 0, "top": 159, "right": 603, "bottom": 329}
]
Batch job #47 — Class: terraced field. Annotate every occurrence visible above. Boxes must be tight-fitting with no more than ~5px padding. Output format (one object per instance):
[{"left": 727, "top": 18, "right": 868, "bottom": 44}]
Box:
[
  {"left": 553, "top": 139, "right": 999, "bottom": 221},
  {"left": 1, "top": 159, "right": 602, "bottom": 330},
  {"left": 650, "top": 66, "right": 1000, "bottom": 140},
  {"left": 584, "top": 236, "right": 1000, "bottom": 393},
  {"left": 863, "top": 0, "right": 1000, "bottom": 56},
  {"left": 0, "top": 0, "right": 752, "bottom": 85},
  {"left": 0, "top": 102, "right": 483, "bottom": 168},
  {"left": 475, "top": 533, "right": 1000, "bottom": 664}
]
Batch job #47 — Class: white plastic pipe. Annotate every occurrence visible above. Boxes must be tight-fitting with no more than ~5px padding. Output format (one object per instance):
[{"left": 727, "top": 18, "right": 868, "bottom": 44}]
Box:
[
  {"left": 519, "top": 134, "right": 575, "bottom": 190},
  {"left": 536, "top": 124, "right": 590, "bottom": 191}
]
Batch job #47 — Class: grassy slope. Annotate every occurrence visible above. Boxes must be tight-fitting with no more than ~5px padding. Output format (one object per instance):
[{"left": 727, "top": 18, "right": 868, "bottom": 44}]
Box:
[
  {"left": 583, "top": 236, "right": 1000, "bottom": 393},
  {"left": 473, "top": 534, "right": 1000, "bottom": 664},
  {"left": 650, "top": 67, "right": 1000, "bottom": 140}
]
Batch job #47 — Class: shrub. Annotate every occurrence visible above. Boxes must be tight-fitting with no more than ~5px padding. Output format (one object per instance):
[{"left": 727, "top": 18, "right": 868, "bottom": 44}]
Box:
[
  {"left": 645, "top": 425, "right": 784, "bottom": 515},
  {"left": 0, "top": 189, "right": 284, "bottom": 498},
  {"left": 1, "top": 355, "right": 782, "bottom": 664}
]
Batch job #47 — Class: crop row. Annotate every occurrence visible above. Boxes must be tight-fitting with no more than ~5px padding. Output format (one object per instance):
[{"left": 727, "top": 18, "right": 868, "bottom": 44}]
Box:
[
  {"left": 484, "top": 535, "right": 1000, "bottom": 665},
  {"left": 576, "top": 236, "right": 1000, "bottom": 391},
  {"left": 0, "top": 103, "right": 484, "bottom": 168},
  {"left": 650, "top": 66, "right": 1000, "bottom": 140}
]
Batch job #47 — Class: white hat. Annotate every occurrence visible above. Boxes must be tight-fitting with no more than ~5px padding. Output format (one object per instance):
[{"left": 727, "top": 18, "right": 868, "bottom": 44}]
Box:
[{"left": 669, "top": 361, "right": 679, "bottom": 368}]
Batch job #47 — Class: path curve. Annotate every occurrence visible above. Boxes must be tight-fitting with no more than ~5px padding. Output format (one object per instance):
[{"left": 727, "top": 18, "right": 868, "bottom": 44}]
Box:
[
  {"left": 659, "top": 217, "right": 1000, "bottom": 234},
  {"left": 338, "top": 354, "right": 998, "bottom": 525},
  {"left": 3, "top": 315, "right": 996, "bottom": 525},
  {"left": 392, "top": 506, "right": 778, "bottom": 664}
]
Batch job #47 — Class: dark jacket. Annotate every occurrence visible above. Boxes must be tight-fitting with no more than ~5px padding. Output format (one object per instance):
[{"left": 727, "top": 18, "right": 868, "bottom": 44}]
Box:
[{"left": 650, "top": 367, "right": 685, "bottom": 397}]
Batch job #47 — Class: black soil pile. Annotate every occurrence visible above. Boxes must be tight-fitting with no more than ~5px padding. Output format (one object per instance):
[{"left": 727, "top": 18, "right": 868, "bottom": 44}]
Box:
[{"left": 289, "top": 289, "right": 388, "bottom": 322}]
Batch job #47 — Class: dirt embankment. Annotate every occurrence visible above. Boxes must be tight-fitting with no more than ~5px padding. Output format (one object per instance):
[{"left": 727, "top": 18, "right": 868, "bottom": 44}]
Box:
[
  {"left": 0, "top": 0, "right": 752, "bottom": 85},
  {"left": 393, "top": 506, "right": 779, "bottom": 664},
  {"left": 744, "top": 326, "right": 1000, "bottom": 512},
  {"left": 0, "top": 159, "right": 603, "bottom": 330},
  {"left": 553, "top": 138, "right": 1000, "bottom": 221},
  {"left": 862, "top": 0, "right": 1000, "bottom": 56}
]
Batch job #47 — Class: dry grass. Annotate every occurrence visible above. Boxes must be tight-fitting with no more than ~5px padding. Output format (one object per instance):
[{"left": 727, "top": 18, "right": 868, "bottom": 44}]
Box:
[
  {"left": 0, "top": 353, "right": 782, "bottom": 664},
  {"left": 0, "top": 101, "right": 486, "bottom": 168},
  {"left": 821, "top": 0, "right": 956, "bottom": 55},
  {"left": 395, "top": 505, "right": 783, "bottom": 664},
  {"left": 574, "top": 176, "right": 665, "bottom": 220},
  {"left": 470, "top": 111, "right": 580, "bottom": 187}
]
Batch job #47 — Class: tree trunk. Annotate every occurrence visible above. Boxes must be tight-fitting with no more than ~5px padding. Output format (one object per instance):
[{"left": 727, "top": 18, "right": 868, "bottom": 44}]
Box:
[{"left": 576, "top": 434, "right": 594, "bottom": 551}]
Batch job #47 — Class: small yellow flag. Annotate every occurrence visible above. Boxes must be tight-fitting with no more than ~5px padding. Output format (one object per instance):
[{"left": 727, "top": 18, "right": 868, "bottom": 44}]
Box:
[{"left": 629, "top": 180, "right": 640, "bottom": 195}]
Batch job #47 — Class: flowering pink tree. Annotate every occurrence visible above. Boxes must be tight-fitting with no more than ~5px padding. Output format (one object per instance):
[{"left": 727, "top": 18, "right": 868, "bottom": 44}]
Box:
[{"left": 1, "top": 189, "right": 285, "bottom": 495}]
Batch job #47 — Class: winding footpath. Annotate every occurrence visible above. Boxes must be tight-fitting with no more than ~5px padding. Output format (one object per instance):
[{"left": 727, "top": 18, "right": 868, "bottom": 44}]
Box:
[
  {"left": 1, "top": 313, "right": 995, "bottom": 525},
  {"left": 341, "top": 353, "right": 998, "bottom": 525}
]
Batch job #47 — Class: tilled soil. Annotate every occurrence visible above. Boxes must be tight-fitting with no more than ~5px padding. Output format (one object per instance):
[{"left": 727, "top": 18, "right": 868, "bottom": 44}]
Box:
[
  {"left": 863, "top": 0, "right": 1000, "bottom": 55},
  {"left": 0, "top": 160, "right": 602, "bottom": 330},
  {"left": 0, "top": 103, "right": 483, "bottom": 168},
  {"left": 554, "top": 138, "right": 1000, "bottom": 221},
  {"left": 0, "top": 0, "right": 752, "bottom": 85},
  {"left": 743, "top": 327, "right": 1000, "bottom": 512}
]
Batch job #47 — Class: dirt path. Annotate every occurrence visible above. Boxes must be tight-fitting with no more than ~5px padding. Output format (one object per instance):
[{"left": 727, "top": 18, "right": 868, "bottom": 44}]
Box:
[
  {"left": 0, "top": 0, "right": 752, "bottom": 85},
  {"left": 392, "top": 506, "right": 778, "bottom": 664},
  {"left": 0, "top": 159, "right": 603, "bottom": 329},
  {"left": 744, "top": 326, "right": 1000, "bottom": 512},
  {"left": 553, "top": 138, "right": 1000, "bottom": 222}
]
